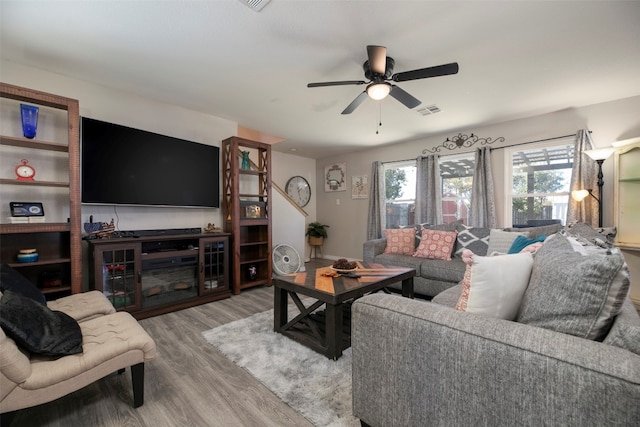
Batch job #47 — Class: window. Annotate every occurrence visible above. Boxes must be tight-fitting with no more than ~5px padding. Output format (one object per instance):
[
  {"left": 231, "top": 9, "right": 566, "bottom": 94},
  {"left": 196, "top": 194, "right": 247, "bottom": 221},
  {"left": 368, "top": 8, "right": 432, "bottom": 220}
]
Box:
[
  {"left": 507, "top": 141, "right": 574, "bottom": 227},
  {"left": 439, "top": 153, "right": 475, "bottom": 225},
  {"left": 384, "top": 161, "right": 416, "bottom": 228}
]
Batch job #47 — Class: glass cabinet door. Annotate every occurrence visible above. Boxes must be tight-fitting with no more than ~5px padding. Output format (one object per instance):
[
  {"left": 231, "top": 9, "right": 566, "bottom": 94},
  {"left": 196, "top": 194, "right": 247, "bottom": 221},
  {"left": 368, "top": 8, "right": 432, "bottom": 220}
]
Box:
[
  {"left": 200, "top": 237, "right": 229, "bottom": 295},
  {"left": 96, "top": 243, "right": 141, "bottom": 311}
]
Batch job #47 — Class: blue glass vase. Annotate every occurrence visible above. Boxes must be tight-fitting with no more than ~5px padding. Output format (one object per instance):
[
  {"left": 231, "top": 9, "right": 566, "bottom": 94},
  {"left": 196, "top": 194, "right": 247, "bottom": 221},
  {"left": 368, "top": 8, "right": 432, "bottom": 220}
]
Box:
[
  {"left": 20, "top": 104, "right": 39, "bottom": 139},
  {"left": 241, "top": 151, "right": 251, "bottom": 170}
]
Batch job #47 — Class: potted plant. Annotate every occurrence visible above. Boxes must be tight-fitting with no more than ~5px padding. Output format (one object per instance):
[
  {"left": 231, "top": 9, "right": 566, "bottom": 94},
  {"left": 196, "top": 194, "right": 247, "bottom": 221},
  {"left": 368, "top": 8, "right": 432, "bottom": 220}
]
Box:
[{"left": 306, "top": 222, "right": 329, "bottom": 246}]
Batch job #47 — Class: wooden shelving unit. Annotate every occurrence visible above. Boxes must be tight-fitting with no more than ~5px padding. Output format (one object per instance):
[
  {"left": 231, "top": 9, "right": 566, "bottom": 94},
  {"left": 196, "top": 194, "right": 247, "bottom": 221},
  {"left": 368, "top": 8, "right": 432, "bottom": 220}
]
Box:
[
  {"left": 0, "top": 83, "right": 81, "bottom": 297},
  {"left": 222, "top": 136, "right": 272, "bottom": 295}
]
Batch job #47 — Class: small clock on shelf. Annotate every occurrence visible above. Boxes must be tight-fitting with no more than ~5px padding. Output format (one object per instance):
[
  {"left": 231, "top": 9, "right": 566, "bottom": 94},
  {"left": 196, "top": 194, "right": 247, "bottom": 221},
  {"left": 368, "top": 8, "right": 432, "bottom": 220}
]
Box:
[
  {"left": 15, "top": 159, "right": 36, "bottom": 181},
  {"left": 285, "top": 176, "right": 311, "bottom": 208}
]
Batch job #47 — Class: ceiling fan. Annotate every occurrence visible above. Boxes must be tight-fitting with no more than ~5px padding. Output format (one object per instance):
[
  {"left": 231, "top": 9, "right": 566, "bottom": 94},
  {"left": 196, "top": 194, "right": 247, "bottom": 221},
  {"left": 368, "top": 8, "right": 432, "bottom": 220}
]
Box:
[{"left": 307, "top": 45, "right": 459, "bottom": 114}]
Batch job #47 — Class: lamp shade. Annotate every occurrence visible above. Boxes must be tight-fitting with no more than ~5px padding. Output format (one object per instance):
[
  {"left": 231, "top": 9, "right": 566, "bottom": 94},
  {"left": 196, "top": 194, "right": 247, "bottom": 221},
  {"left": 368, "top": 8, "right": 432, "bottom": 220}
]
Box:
[
  {"left": 366, "top": 83, "right": 391, "bottom": 100},
  {"left": 571, "top": 189, "right": 590, "bottom": 202},
  {"left": 583, "top": 147, "right": 616, "bottom": 161}
]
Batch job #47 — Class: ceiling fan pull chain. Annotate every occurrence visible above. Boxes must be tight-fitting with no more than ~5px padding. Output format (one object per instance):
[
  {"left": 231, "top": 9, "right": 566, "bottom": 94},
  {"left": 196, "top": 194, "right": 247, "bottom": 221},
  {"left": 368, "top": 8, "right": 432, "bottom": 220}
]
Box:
[{"left": 376, "top": 104, "right": 382, "bottom": 134}]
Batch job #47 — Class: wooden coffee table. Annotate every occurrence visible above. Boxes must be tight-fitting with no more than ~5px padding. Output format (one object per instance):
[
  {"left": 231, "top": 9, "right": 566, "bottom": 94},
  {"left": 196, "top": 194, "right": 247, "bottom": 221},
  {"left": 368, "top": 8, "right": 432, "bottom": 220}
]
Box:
[{"left": 273, "top": 261, "right": 415, "bottom": 360}]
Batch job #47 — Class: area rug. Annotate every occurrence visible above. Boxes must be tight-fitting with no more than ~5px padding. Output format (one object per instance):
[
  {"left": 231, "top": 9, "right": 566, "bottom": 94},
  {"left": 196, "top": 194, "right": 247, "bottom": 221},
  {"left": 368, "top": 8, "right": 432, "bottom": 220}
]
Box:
[{"left": 202, "top": 306, "right": 360, "bottom": 427}]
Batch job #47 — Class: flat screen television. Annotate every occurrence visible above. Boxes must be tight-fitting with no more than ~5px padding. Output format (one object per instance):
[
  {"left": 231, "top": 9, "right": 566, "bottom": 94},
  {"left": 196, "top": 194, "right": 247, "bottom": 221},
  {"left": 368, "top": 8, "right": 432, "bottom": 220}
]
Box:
[{"left": 81, "top": 117, "right": 220, "bottom": 208}]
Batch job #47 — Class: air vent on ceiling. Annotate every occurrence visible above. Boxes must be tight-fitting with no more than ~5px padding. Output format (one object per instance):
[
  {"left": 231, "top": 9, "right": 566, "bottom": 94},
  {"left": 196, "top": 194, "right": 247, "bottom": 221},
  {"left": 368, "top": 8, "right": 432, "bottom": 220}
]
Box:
[
  {"left": 416, "top": 105, "right": 441, "bottom": 116},
  {"left": 236, "top": 0, "right": 271, "bottom": 12}
]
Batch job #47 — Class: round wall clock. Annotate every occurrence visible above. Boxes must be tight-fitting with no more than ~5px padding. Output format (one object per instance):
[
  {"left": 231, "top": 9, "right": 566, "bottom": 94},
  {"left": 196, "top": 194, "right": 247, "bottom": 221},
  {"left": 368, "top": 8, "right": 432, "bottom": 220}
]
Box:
[
  {"left": 285, "top": 176, "right": 311, "bottom": 208},
  {"left": 15, "top": 159, "right": 36, "bottom": 181}
]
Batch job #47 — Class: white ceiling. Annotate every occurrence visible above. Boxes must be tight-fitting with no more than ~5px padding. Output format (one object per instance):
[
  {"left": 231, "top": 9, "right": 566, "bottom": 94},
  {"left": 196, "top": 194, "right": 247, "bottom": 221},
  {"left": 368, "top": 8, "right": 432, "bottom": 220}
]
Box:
[{"left": 2, "top": 1, "right": 639, "bottom": 159}]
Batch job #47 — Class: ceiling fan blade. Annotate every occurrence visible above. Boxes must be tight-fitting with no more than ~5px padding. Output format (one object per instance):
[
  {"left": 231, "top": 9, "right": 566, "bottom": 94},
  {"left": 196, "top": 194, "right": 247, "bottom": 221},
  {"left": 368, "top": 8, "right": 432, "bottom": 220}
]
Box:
[
  {"left": 341, "top": 91, "right": 368, "bottom": 115},
  {"left": 392, "top": 62, "right": 459, "bottom": 82},
  {"left": 389, "top": 85, "right": 421, "bottom": 109},
  {"left": 367, "top": 45, "right": 387, "bottom": 75},
  {"left": 308, "top": 80, "right": 366, "bottom": 88}
]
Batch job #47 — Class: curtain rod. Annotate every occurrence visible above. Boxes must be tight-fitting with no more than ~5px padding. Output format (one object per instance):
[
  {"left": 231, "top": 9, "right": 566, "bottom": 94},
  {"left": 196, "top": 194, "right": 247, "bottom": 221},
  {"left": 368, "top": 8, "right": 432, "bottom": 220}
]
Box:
[{"left": 381, "top": 131, "right": 589, "bottom": 164}]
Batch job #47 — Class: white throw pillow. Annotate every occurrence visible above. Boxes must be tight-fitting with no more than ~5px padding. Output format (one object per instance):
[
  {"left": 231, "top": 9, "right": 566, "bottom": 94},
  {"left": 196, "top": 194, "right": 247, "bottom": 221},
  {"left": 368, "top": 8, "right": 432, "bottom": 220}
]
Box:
[{"left": 455, "top": 250, "right": 534, "bottom": 320}]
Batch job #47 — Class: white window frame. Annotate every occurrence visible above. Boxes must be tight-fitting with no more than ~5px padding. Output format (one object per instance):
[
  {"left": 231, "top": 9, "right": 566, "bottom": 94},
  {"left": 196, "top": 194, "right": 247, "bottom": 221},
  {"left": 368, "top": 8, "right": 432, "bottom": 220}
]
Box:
[
  {"left": 383, "top": 160, "right": 417, "bottom": 228},
  {"left": 503, "top": 138, "right": 574, "bottom": 227}
]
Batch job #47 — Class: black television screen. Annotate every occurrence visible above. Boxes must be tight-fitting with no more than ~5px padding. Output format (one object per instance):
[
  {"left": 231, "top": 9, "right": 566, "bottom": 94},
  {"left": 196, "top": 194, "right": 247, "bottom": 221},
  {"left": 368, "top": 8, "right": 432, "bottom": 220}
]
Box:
[{"left": 81, "top": 117, "right": 220, "bottom": 208}]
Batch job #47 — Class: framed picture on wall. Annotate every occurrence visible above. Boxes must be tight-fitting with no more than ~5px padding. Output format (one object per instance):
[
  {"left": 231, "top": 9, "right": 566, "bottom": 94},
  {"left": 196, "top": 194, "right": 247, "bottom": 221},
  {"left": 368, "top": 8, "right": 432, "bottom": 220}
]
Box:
[
  {"left": 325, "top": 162, "right": 346, "bottom": 192},
  {"left": 352, "top": 175, "right": 368, "bottom": 199}
]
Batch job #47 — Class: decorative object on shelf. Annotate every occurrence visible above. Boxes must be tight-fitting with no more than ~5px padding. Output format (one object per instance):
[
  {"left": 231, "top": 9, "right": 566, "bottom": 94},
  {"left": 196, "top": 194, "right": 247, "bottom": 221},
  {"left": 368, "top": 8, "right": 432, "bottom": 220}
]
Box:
[
  {"left": 9, "top": 202, "right": 44, "bottom": 217},
  {"left": 40, "top": 270, "right": 62, "bottom": 288},
  {"left": 285, "top": 175, "right": 311, "bottom": 207},
  {"left": 422, "top": 133, "right": 505, "bottom": 154},
  {"left": 241, "top": 151, "right": 251, "bottom": 170},
  {"left": 240, "top": 200, "right": 266, "bottom": 219},
  {"left": 14, "top": 159, "right": 36, "bottom": 181},
  {"left": 17, "top": 248, "right": 39, "bottom": 263},
  {"left": 248, "top": 265, "right": 257, "bottom": 280},
  {"left": 84, "top": 218, "right": 116, "bottom": 239},
  {"left": 325, "top": 163, "right": 346, "bottom": 192},
  {"left": 20, "top": 104, "right": 39, "bottom": 139},
  {"left": 571, "top": 147, "right": 616, "bottom": 227},
  {"left": 204, "top": 223, "right": 222, "bottom": 233},
  {"left": 351, "top": 175, "right": 368, "bottom": 199}
]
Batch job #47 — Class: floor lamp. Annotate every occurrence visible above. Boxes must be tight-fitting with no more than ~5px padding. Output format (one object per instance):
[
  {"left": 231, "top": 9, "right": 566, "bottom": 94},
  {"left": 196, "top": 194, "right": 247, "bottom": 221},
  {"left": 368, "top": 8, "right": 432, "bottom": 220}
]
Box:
[{"left": 571, "top": 147, "right": 616, "bottom": 227}]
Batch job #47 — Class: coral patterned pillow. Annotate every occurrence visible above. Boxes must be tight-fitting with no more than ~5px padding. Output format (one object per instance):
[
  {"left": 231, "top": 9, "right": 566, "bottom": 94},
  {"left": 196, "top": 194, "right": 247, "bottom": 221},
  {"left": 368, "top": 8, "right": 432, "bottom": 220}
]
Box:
[
  {"left": 383, "top": 228, "right": 416, "bottom": 255},
  {"left": 413, "top": 229, "right": 458, "bottom": 261}
]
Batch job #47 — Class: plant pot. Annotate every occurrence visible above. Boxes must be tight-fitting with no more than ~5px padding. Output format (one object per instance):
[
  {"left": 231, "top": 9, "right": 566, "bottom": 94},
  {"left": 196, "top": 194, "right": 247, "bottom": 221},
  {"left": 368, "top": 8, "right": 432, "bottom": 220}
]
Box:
[{"left": 308, "top": 236, "right": 324, "bottom": 246}]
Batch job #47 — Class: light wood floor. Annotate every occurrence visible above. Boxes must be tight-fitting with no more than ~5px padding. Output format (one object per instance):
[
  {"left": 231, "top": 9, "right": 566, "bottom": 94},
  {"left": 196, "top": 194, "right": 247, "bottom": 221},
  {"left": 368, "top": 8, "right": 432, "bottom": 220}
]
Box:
[{"left": 10, "top": 259, "right": 332, "bottom": 427}]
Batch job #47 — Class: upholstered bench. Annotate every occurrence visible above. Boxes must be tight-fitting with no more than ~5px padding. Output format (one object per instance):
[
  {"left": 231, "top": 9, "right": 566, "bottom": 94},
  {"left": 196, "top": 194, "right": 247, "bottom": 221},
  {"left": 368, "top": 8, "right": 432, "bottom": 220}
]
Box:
[{"left": 1, "top": 310, "right": 157, "bottom": 416}]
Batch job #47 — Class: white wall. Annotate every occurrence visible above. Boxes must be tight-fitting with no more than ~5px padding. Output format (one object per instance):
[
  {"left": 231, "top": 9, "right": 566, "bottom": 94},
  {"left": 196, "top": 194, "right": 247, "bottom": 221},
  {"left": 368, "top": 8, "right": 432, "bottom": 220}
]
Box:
[{"left": 315, "top": 96, "right": 640, "bottom": 261}]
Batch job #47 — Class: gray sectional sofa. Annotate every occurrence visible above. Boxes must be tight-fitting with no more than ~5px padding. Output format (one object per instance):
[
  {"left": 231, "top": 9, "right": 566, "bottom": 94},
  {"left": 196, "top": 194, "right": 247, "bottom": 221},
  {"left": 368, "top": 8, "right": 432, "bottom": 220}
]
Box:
[
  {"left": 353, "top": 232, "right": 640, "bottom": 426},
  {"left": 363, "top": 222, "right": 562, "bottom": 298}
]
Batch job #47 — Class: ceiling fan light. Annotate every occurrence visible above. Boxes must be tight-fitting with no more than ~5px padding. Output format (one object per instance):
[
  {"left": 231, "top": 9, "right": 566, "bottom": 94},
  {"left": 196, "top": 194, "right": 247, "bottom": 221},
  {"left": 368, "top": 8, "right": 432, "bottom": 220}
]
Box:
[{"left": 367, "top": 83, "right": 390, "bottom": 100}]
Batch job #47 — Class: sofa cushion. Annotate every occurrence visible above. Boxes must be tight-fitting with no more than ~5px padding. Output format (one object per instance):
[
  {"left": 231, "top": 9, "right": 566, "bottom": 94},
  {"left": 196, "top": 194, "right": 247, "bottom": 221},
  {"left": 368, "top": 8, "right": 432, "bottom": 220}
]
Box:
[
  {"left": 602, "top": 299, "right": 640, "bottom": 355},
  {"left": 432, "top": 284, "right": 463, "bottom": 307},
  {"left": 0, "top": 264, "right": 46, "bottom": 305},
  {"left": 516, "top": 234, "right": 630, "bottom": 341},
  {"left": 455, "top": 250, "right": 534, "bottom": 320},
  {"left": 0, "top": 290, "right": 83, "bottom": 357},
  {"left": 372, "top": 253, "right": 425, "bottom": 271},
  {"left": 383, "top": 228, "right": 416, "bottom": 255},
  {"left": 453, "top": 227, "right": 490, "bottom": 257},
  {"left": 503, "top": 223, "right": 562, "bottom": 238},
  {"left": 413, "top": 229, "right": 458, "bottom": 261},
  {"left": 486, "top": 229, "right": 528, "bottom": 255},
  {"left": 564, "top": 221, "right": 616, "bottom": 248},
  {"left": 417, "top": 258, "right": 467, "bottom": 282}
]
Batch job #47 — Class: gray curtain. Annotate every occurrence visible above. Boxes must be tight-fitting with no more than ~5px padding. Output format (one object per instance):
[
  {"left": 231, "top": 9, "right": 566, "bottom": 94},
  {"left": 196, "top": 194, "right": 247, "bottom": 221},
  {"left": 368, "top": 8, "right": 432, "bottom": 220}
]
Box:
[
  {"left": 367, "top": 161, "right": 385, "bottom": 239},
  {"left": 469, "top": 147, "right": 497, "bottom": 228},
  {"left": 567, "top": 129, "right": 597, "bottom": 226},
  {"left": 415, "top": 155, "right": 442, "bottom": 225}
]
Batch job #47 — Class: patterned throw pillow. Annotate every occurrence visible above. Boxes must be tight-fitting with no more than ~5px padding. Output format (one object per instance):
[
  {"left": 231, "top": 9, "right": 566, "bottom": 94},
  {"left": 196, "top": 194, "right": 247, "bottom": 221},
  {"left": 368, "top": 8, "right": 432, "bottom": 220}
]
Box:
[
  {"left": 383, "top": 228, "right": 416, "bottom": 255},
  {"left": 454, "top": 227, "right": 490, "bottom": 257},
  {"left": 455, "top": 249, "right": 534, "bottom": 320},
  {"left": 517, "top": 234, "right": 630, "bottom": 341},
  {"left": 398, "top": 223, "right": 430, "bottom": 247},
  {"left": 486, "top": 229, "right": 528, "bottom": 256},
  {"left": 413, "top": 229, "right": 458, "bottom": 261}
]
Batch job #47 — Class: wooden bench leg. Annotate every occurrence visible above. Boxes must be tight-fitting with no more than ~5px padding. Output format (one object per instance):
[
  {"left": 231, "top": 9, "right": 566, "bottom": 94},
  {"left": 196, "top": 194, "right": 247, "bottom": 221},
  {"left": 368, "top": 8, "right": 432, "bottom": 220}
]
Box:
[
  {"left": 1, "top": 411, "right": 16, "bottom": 426},
  {"left": 131, "top": 362, "right": 145, "bottom": 408}
]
